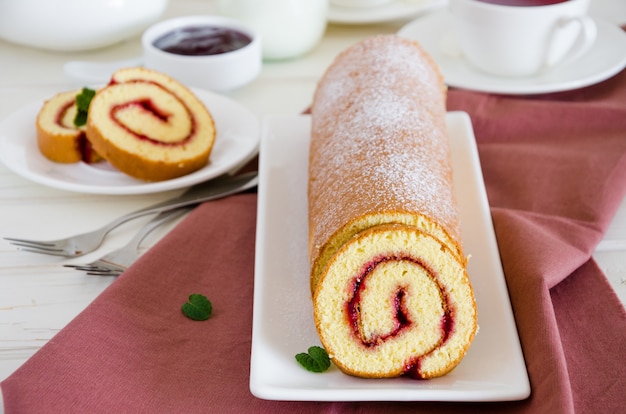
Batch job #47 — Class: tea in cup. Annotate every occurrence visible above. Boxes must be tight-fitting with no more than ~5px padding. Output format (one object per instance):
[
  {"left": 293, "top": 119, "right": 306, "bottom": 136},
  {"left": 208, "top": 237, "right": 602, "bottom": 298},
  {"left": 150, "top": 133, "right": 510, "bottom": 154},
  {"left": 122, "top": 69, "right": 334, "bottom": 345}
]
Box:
[{"left": 449, "top": 0, "right": 597, "bottom": 77}]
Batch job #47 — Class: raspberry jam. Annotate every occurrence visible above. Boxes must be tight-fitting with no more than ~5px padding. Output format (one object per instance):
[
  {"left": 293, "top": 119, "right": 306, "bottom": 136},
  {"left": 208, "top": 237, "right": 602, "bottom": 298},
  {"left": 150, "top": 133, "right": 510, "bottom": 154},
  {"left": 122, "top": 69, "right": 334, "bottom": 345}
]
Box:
[
  {"left": 347, "top": 254, "right": 456, "bottom": 378},
  {"left": 153, "top": 25, "right": 252, "bottom": 56},
  {"left": 110, "top": 96, "right": 195, "bottom": 146}
]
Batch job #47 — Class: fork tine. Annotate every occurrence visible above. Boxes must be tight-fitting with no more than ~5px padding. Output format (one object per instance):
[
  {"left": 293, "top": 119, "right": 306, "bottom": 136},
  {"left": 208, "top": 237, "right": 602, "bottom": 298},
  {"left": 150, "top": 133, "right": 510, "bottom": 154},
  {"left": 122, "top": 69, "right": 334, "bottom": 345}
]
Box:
[
  {"left": 87, "top": 269, "right": 123, "bottom": 276},
  {"left": 64, "top": 263, "right": 117, "bottom": 271},
  {"left": 64, "top": 264, "right": 123, "bottom": 276},
  {"left": 64, "top": 264, "right": 98, "bottom": 271},
  {"left": 5, "top": 238, "right": 67, "bottom": 255},
  {"left": 86, "top": 263, "right": 125, "bottom": 276},
  {"left": 17, "top": 246, "right": 68, "bottom": 256},
  {"left": 4, "top": 238, "right": 59, "bottom": 248}
]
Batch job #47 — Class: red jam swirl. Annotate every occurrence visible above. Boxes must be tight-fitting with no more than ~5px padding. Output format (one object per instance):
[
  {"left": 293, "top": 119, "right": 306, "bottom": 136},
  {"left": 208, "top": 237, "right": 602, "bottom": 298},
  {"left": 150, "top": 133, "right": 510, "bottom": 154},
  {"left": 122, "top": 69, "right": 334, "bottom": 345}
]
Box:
[
  {"left": 110, "top": 98, "right": 194, "bottom": 147},
  {"left": 153, "top": 25, "right": 252, "bottom": 56},
  {"left": 346, "top": 254, "right": 455, "bottom": 378},
  {"left": 55, "top": 100, "right": 75, "bottom": 128},
  {"left": 348, "top": 256, "right": 413, "bottom": 346},
  {"left": 78, "top": 135, "right": 97, "bottom": 163},
  {"left": 55, "top": 100, "right": 96, "bottom": 163}
]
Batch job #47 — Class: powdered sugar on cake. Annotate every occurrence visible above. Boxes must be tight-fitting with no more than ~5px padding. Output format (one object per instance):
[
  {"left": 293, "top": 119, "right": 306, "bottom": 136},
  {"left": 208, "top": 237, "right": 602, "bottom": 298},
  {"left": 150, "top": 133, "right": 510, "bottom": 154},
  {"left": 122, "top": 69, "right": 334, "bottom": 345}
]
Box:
[{"left": 309, "top": 35, "right": 461, "bottom": 251}]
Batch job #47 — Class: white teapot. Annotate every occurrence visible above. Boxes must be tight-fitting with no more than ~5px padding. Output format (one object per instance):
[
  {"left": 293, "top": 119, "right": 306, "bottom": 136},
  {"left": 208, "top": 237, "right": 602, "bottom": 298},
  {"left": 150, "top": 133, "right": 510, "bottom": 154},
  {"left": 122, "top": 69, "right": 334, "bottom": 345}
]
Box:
[{"left": 0, "top": 0, "right": 168, "bottom": 52}]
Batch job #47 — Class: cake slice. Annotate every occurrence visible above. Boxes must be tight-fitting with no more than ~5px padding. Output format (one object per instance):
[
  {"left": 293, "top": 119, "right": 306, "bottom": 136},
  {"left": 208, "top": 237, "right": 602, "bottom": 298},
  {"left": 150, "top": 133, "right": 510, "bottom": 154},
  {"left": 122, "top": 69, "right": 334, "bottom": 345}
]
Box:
[
  {"left": 86, "top": 67, "right": 216, "bottom": 181},
  {"left": 36, "top": 89, "right": 102, "bottom": 164}
]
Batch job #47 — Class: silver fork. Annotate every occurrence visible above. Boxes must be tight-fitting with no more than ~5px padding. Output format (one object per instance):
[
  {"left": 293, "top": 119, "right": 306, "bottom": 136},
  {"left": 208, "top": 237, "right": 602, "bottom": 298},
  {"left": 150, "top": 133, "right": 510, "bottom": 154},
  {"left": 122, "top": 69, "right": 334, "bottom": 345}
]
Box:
[
  {"left": 4, "top": 171, "right": 258, "bottom": 257},
  {"left": 64, "top": 208, "right": 190, "bottom": 276}
]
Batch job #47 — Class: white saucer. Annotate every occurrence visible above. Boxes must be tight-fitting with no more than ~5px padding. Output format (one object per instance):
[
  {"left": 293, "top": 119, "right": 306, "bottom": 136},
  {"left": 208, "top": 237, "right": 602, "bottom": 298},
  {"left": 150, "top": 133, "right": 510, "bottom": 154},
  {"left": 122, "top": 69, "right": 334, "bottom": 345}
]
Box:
[
  {"left": 328, "top": 0, "right": 446, "bottom": 24},
  {"left": 398, "top": 11, "right": 626, "bottom": 95}
]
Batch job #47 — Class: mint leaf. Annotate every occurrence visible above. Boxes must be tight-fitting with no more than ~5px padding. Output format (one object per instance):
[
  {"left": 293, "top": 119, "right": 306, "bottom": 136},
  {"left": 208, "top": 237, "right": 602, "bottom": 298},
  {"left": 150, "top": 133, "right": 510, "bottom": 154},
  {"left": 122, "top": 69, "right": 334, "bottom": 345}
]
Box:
[
  {"left": 181, "top": 293, "right": 212, "bottom": 321},
  {"left": 73, "top": 87, "right": 96, "bottom": 127},
  {"left": 295, "top": 346, "right": 330, "bottom": 373},
  {"left": 73, "top": 112, "right": 88, "bottom": 128}
]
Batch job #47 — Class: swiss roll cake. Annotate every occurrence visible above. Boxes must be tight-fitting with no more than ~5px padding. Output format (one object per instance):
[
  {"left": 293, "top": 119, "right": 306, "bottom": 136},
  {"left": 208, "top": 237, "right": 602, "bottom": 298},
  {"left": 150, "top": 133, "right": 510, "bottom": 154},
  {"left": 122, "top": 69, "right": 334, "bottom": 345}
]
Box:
[{"left": 308, "top": 35, "right": 477, "bottom": 379}]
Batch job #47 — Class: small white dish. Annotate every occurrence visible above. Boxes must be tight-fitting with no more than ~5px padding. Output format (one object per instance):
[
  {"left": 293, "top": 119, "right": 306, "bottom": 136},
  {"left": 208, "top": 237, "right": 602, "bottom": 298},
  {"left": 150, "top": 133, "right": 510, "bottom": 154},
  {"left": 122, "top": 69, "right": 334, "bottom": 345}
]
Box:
[
  {"left": 0, "top": 0, "right": 168, "bottom": 52},
  {"left": 328, "top": 0, "right": 446, "bottom": 24},
  {"left": 0, "top": 89, "right": 259, "bottom": 195},
  {"left": 250, "top": 113, "right": 530, "bottom": 401},
  {"left": 142, "top": 15, "right": 262, "bottom": 91},
  {"left": 398, "top": 11, "right": 626, "bottom": 95}
]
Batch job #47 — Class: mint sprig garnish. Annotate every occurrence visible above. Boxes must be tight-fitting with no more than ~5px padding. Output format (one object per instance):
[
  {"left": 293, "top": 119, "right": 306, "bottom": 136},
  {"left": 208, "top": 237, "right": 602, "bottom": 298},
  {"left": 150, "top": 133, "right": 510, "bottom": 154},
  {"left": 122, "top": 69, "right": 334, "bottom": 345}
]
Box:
[
  {"left": 181, "top": 293, "right": 212, "bottom": 321},
  {"left": 295, "top": 346, "right": 331, "bottom": 373},
  {"left": 73, "top": 87, "right": 96, "bottom": 127}
]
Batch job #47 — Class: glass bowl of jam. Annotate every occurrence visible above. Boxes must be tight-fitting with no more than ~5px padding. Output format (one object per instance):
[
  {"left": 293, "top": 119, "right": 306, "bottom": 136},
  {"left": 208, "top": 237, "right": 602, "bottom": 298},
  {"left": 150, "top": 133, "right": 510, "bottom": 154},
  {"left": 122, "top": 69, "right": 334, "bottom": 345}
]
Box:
[{"left": 142, "top": 15, "right": 261, "bottom": 91}]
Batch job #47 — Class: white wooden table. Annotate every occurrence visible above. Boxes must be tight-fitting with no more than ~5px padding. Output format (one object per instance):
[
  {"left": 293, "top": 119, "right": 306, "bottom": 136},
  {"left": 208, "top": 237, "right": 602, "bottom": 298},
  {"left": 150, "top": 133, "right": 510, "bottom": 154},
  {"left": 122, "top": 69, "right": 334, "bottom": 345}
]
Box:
[{"left": 1, "top": 0, "right": 625, "bottom": 410}]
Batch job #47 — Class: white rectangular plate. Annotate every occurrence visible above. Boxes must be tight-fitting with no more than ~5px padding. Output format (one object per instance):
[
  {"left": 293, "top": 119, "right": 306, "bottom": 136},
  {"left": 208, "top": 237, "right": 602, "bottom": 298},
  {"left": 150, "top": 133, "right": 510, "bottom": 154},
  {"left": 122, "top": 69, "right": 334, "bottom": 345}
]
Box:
[{"left": 250, "top": 113, "right": 530, "bottom": 402}]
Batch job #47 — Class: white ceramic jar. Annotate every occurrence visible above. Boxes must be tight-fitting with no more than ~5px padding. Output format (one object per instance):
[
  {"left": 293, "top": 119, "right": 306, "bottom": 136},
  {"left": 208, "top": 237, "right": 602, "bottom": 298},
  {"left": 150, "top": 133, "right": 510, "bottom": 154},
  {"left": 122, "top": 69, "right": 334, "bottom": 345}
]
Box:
[{"left": 218, "top": 0, "right": 329, "bottom": 60}]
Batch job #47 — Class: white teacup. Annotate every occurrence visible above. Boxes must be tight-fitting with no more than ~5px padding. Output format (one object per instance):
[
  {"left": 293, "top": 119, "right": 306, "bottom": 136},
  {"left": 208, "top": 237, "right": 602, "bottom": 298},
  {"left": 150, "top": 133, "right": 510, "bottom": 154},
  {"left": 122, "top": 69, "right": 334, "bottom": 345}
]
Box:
[{"left": 449, "top": 0, "right": 597, "bottom": 77}]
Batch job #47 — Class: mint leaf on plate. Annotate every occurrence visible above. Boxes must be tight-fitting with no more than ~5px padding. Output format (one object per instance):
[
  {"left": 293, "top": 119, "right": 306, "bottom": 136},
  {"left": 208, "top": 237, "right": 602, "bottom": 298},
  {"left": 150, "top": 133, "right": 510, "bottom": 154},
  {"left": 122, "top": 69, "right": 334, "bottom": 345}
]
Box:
[
  {"left": 295, "top": 346, "right": 331, "bottom": 373},
  {"left": 181, "top": 293, "right": 212, "bottom": 321}
]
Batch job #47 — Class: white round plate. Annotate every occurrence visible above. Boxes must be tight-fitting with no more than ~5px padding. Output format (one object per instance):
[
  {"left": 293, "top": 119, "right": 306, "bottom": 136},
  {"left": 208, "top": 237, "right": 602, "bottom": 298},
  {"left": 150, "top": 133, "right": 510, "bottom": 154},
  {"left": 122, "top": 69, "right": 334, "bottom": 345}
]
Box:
[
  {"left": 398, "top": 11, "right": 626, "bottom": 95},
  {"left": 0, "top": 89, "right": 259, "bottom": 195},
  {"left": 328, "top": 0, "right": 446, "bottom": 24}
]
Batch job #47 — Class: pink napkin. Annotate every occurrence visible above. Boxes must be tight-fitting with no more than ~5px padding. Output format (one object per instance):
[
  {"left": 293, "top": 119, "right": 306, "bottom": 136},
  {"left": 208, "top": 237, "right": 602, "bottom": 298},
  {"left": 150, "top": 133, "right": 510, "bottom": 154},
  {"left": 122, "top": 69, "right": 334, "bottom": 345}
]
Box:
[{"left": 3, "top": 73, "right": 626, "bottom": 414}]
